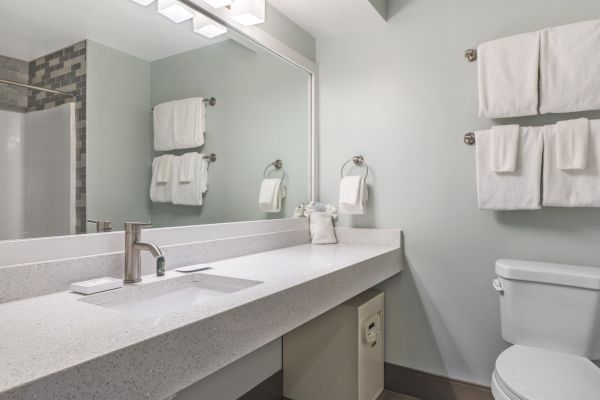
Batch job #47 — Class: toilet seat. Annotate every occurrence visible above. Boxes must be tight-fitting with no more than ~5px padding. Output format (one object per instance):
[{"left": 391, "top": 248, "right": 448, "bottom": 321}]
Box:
[{"left": 492, "top": 345, "right": 600, "bottom": 400}]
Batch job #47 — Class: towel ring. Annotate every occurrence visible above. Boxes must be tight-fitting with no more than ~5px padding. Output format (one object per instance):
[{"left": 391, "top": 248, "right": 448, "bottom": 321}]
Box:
[
  {"left": 340, "top": 155, "right": 369, "bottom": 179},
  {"left": 264, "top": 159, "right": 287, "bottom": 181}
]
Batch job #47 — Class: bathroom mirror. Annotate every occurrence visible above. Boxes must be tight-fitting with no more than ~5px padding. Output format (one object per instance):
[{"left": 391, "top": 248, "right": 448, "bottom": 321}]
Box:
[{"left": 0, "top": 0, "right": 312, "bottom": 241}]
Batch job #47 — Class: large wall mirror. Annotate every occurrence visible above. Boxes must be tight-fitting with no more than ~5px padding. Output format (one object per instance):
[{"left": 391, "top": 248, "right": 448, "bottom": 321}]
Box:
[{"left": 0, "top": 0, "right": 313, "bottom": 241}]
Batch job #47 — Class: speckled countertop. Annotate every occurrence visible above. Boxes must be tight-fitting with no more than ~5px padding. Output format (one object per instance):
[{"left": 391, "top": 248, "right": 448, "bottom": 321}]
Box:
[{"left": 0, "top": 240, "right": 402, "bottom": 400}]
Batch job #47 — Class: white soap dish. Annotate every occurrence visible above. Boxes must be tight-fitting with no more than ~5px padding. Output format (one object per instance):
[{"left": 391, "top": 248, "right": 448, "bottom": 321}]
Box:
[
  {"left": 70, "top": 277, "right": 123, "bottom": 295},
  {"left": 175, "top": 264, "right": 213, "bottom": 273}
]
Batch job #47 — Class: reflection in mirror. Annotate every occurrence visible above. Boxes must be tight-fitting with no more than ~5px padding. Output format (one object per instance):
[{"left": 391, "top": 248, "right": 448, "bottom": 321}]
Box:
[{"left": 0, "top": 0, "right": 310, "bottom": 241}]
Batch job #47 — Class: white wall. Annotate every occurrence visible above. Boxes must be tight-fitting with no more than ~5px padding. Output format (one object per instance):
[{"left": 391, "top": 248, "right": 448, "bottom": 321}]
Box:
[
  {"left": 317, "top": 0, "right": 600, "bottom": 385},
  {"left": 0, "top": 110, "right": 24, "bottom": 240}
]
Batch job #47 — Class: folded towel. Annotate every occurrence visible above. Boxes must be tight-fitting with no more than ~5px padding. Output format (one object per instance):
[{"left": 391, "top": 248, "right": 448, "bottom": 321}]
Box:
[
  {"left": 475, "top": 127, "right": 543, "bottom": 210},
  {"left": 259, "top": 178, "right": 285, "bottom": 213},
  {"left": 478, "top": 31, "right": 540, "bottom": 118},
  {"left": 543, "top": 120, "right": 600, "bottom": 207},
  {"left": 339, "top": 175, "right": 368, "bottom": 215},
  {"left": 153, "top": 102, "right": 175, "bottom": 151},
  {"left": 173, "top": 98, "right": 205, "bottom": 150},
  {"left": 150, "top": 155, "right": 175, "bottom": 203},
  {"left": 555, "top": 118, "right": 589, "bottom": 171},
  {"left": 491, "top": 125, "right": 520, "bottom": 172},
  {"left": 171, "top": 153, "right": 208, "bottom": 206},
  {"left": 309, "top": 212, "right": 337, "bottom": 245},
  {"left": 540, "top": 19, "right": 600, "bottom": 114},
  {"left": 303, "top": 202, "right": 338, "bottom": 220},
  {"left": 179, "top": 152, "right": 196, "bottom": 182}
]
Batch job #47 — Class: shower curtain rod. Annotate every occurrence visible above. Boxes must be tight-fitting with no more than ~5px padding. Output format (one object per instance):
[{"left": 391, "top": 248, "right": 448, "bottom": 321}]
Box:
[{"left": 0, "top": 78, "right": 76, "bottom": 98}]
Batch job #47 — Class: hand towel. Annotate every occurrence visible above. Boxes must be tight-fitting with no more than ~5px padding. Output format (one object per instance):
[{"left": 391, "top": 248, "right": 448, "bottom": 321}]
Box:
[
  {"left": 150, "top": 155, "right": 175, "bottom": 203},
  {"left": 543, "top": 120, "right": 600, "bottom": 207},
  {"left": 179, "top": 152, "right": 196, "bottom": 182},
  {"left": 540, "top": 19, "right": 600, "bottom": 114},
  {"left": 491, "top": 125, "right": 520, "bottom": 172},
  {"left": 478, "top": 31, "right": 540, "bottom": 118},
  {"left": 555, "top": 118, "right": 589, "bottom": 170},
  {"left": 475, "top": 127, "right": 543, "bottom": 210},
  {"left": 339, "top": 175, "right": 368, "bottom": 215},
  {"left": 153, "top": 101, "right": 175, "bottom": 151},
  {"left": 309, "top": 212, "right": 337, "bottom": 245},
  {"left": 259, "top": 178, "right": 284, "bottom": 213},
  {"left": 171, "top": 153, "right": 208, "bottom": 206},
  {"left": 303, "top": 202, "right": 338, "bottom": 220},
  {"left": 173, "top": 98, "right": 205, "bottom": 149}
]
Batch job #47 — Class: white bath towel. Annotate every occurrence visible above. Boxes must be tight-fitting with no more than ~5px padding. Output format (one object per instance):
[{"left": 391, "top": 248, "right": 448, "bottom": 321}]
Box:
[
  {"left": 491, "top": 125, "right": 520, "bottom": 172},
  {"left": 150, "top": 155, "right": 175, "bottom": 203},
  {"left": 153, "top": 102, "right": 175, "bottom": 151},
  {"left": 540, "top": 19, "right": 600, "bottom": 114},
  {"left": 339, "top": 175, "right": 368, "bottom": 215},
  {"left": 179, "top": 152, "right": 196, "bottom": 183},
  {"left": 475, "top": 127, "right": 543, "bottom": 210},
  {"left": 171, "top": 153, "right": 208, "bottom": 206},
  {"left": 259, "top": 178, "right": 285, "bottom": 213},
  {"left": 173, "top": 98, "right": 205, "bottom": 149},
  {"left": 309, "top": 212, "right": 338, "bottom": 245},
  {"left": 543, "top": 120, "right": 600, "bottom": 207},
  {"left": 478, "top": 31, "right": 540, "bottom": 118},
  {"left": 555, "top": 118, "right": 589, "bottom": 171}
]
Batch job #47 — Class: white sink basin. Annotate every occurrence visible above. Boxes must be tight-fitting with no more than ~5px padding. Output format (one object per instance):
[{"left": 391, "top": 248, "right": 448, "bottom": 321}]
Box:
[{"left": 82, "top": 272, "right": 261, "bottom": 320}]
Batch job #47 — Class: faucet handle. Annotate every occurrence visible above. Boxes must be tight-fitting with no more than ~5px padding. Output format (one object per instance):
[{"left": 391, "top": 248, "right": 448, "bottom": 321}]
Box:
[{"left": 124, "top": 222, "right": 153, "bottom": 233}]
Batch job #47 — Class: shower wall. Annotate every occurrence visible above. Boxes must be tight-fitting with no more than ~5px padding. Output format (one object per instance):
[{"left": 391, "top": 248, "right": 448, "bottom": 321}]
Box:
[
  {"left": 0, "top": 110, "right": 25, "bottom": 240},
  {"left": 0, "top": 55, "right": 28, "bottom": 112}
]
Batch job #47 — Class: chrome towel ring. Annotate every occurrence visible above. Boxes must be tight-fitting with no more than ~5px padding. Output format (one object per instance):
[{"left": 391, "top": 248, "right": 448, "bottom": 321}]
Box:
[
  {"left": 340, "top": 155, "right": 369, "bottom": 178},
  {"left": 264, "top": 159, "right": 287, "bottom": 181}
]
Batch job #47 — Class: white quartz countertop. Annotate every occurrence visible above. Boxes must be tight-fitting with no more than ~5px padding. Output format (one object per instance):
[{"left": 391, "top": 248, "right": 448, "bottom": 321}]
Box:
[{"left": 0, "top": 241, "right": 402, "bottom": 399}]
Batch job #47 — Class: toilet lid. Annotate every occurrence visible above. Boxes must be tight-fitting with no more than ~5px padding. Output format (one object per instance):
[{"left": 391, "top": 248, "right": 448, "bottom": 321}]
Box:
[{"left": 495, "top": 345, "right": 600, "bottom": 400}]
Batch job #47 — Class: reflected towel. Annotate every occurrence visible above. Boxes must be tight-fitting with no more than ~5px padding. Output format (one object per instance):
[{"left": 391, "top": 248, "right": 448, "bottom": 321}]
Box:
[
  {"left": 491, "top": 125, "right": 520, "bottom": 172},
  {"left": 173, "top": 98, "right": 205, "bottom": 149},
  {"left": 153, "top": 102, "right": 175, "bottom": 151},
  {"left": 555, "top": 118, "right": 589, "bottom": 171},
  {"left": 171, "top": 153, "right": 208, "bottom": 206},
  {"left": 259, "top": 178, "right": 285, "bottom": 213},
  {"left": 478, "top": 31, "right": 540, "bottom": 118},
  {"left": 150, "top": 155, "right": 175, "bottom": 203}
]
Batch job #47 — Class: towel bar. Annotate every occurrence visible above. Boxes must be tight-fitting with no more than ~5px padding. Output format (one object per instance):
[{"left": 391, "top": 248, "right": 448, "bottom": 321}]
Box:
[
  {"left": 264, "top": 159, "right": 287, "bottom": 180},
  {"left": 340, "top": 155, "right": 369, "bottom": 178},
  {"left": 464, "top": 133, "right": 476, "bottom": 145},
  {"left": 465, "top": 49, "right": 477, "bottom": 62},
  {"left": 203, "top": 153, "right": 217, "bottom": 162},
  {"left": 150, "top": 97, "right": 216, "bottom": 112}
]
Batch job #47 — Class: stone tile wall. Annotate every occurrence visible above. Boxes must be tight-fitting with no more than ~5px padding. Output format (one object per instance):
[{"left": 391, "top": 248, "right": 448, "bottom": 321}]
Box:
[{"left": 0, "top": 55, "right": 29, "bottom": 112}]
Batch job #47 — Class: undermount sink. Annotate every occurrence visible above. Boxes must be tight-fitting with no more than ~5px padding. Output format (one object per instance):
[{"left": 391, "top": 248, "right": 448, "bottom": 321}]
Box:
[{"left": 81, "top": 272, "right": 262, "bottom": 320}]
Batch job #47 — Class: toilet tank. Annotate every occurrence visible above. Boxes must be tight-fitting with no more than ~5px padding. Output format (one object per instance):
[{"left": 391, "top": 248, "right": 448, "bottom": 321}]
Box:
[{"left": 495, "top": 259, "right": 600, "bottom": 360}]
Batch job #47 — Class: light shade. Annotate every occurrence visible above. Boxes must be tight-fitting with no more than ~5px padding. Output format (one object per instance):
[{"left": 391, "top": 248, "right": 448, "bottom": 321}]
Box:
[
  {"left": 230, "top": 0, "right": 265, "bottom": 26},
  {"left": 193, "top": 13, "right": 228, "bottom": 38},
  {"left": 158, "top": 0, "right": 194, "bottom": 23},
  {"left": 129, "top": 0, "right": 155, "bottom": 5},
  {"left": 203, "top": 0, "right": 232, "bottom": 8}
]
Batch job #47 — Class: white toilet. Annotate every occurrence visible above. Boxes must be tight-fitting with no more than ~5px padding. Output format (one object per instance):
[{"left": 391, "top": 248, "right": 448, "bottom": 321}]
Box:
[{"left": 491, "top": 259, "right": 600, "bottom": 400}]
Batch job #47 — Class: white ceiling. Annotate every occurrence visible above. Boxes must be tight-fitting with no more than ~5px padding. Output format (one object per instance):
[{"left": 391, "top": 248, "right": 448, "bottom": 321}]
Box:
[
  {"left": 0, "top": 0, "right": 229, "bottom": 62},
  {"left": 267, "top": 0, "right": 386, "bottom": 39}
]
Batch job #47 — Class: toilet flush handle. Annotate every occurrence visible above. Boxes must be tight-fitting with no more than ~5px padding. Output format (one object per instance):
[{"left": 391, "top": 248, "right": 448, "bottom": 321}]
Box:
[{"left": 492, "top": 278, "right": 504, "bottom": 294}]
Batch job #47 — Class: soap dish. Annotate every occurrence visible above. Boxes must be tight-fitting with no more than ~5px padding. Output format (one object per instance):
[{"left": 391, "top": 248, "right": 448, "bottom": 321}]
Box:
[{"left": 70, "top": 277, "right": 123, "bottom": 295}]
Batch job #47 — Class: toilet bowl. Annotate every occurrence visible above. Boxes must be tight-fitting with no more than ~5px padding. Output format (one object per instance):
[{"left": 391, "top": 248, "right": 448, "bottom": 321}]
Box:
[
  {"left": 492, "top": 259, "right": 600, "bottom": 400},
  {"left": 491, "top": 345, "right": 600, "bottom": 400}
]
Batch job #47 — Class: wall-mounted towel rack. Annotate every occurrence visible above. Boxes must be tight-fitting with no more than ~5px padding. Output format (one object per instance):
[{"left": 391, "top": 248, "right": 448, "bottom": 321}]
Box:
[
  {"left": 341, "top": 155, "right": 369, "bottom": 178},
  {"left": 151, "top": 97, "right": 217, "bottom": 112},
  {"left": 464, "top": 133, "right": 476, "bottom": 145},
  {"left": 465, "top": 49, "right": 477, "bottom": 62},
  {"left": 203, "top": 153, "right": 217, "bottom": 162},
  {"left": 264, "top": 159, "right": 286, "bottom": 178}
]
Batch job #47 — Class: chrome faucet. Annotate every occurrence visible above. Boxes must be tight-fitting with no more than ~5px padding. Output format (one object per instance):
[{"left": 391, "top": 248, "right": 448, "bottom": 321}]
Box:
[{"left": 124, "top": 222, "right": 165, "bottom": 283}]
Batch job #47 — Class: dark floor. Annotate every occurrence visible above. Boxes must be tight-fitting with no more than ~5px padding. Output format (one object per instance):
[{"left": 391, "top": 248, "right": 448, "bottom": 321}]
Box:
[{"left": 378, "top": 390, "right": 422, "bottom": 400}]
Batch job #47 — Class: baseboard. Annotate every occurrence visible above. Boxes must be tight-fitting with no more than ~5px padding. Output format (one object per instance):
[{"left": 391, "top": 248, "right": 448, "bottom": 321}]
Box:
[
  {"left": 384, "top": 363, "right": 493, "bottom": 400},
  {"left": 237, "top": 370, "right": 284, "bottom": 400}
]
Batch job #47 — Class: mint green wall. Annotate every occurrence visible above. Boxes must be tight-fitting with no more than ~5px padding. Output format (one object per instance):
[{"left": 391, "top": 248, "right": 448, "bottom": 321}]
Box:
[
  {"left": 86, "top": 40, "right": 152, "bottom": 232},
  {"left": 150, "top": 39, "right": 309, "bottom": 228},
  {"left": 317, "top": 0, "right": 600, "bottom": 386},
  {"left": 261, "top": 4, "right": 316, "bottom": 62}
]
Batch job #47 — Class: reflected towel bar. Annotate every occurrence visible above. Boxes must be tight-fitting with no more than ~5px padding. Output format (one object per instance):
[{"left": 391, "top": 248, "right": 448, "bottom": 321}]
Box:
[
  {"left": 464, "top": 133, "right": 476, "bottom": 145},
  {"left": 465, "top": 49, "right": 477, "bottom": 62},
  {"left": 203, "top": 153, "right": 217, "bottom": 162},
  {"left": 151, "top": 97, "right": 216, "bottom": 112},
  {"left": 0, "top": 78, "right": 76, "bottom": 98}
]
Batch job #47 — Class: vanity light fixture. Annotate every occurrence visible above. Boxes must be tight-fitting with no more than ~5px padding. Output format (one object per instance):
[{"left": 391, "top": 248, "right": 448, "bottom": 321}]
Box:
[
  {"left": 230, "top": 0, "right": 265, "bottom": 26},
  {"left": 193, "top": 13, "right": 228, "bottom": 38},
  {"left": 157, "top": 0, "right": 194, "bottom": 23},
  {"left": 129, "top": 0, "right": 155, "bottom": 5},
  {"left": 203, "top": 0, "right": 233, "bottom": 8}
]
